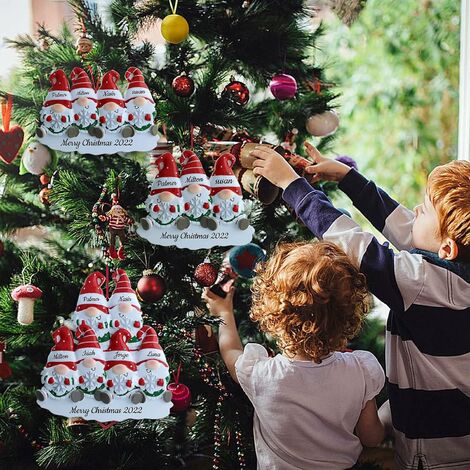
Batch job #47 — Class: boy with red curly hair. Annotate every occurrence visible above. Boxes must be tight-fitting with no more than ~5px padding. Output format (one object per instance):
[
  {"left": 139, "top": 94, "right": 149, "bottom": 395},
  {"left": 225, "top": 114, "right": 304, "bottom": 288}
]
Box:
[
  {"left": 203, "top": 241, "right": 385, "bottom": 469},
  {"left": 250, "top": 143, "right": 470, "bottom": 470}
]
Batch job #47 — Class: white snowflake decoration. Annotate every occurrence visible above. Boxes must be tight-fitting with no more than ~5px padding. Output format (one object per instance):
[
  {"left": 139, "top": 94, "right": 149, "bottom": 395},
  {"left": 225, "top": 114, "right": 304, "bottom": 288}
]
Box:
[
  {"left": 112, "top": 373, "right": 131, "bottom": 395},
  {"left": 143, "top": 371, "right": 160, "bottom": 393},
  {"left": 82, "top": 369, "right": 99, "bottom": 390}
]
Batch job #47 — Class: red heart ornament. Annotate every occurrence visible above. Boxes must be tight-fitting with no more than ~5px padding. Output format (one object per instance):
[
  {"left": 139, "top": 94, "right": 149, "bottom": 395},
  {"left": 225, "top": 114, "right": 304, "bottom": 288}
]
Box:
[
  {"left": 98, "top": 421, "right": 117, "bottom": 430},
  {"left": 0, "top": 126, "right": 24, "bottom": 164}
]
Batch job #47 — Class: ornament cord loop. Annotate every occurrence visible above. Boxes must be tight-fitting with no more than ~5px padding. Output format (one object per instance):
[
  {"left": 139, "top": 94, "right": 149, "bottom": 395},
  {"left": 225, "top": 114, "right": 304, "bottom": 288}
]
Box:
[
  {"left": 1, "top": 94, "right": 13, "bottom": 132},
  {"left": 169, "top": 0, "right": 178, "bottom": 14},
  {"left": 105, "top": 264, "right": 110, "bottom": 300},
  {"left": 173, "top": 362, "right": 182, "bottom": 385}
]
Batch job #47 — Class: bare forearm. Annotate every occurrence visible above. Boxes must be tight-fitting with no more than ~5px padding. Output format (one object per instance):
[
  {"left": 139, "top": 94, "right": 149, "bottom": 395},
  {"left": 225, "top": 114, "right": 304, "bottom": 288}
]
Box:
[
  {"left": 219, "top": 312, "right": 243, "bottom": 354},
  {"left": 218, "top": 311, "right": 243, "bottom": 382}
]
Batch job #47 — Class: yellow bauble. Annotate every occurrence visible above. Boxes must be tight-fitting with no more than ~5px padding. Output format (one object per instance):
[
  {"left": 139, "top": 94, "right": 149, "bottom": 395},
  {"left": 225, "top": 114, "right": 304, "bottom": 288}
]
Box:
[{"left": 161, "top": 14, "right": 189, "bottom": 44}]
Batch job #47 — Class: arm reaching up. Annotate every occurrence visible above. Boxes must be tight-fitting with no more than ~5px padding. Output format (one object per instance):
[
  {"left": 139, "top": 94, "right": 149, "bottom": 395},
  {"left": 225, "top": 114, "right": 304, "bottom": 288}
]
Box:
[
  {"left": 303, "top": 142, "right": 415, "bottom": 251},
  {"left": 202, "top": 287, "right": 243, "bottom": 383}
]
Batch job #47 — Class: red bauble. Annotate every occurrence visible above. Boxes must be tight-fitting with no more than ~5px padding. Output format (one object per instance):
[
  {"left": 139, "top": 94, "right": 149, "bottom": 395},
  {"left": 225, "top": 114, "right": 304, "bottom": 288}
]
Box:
[
  {"left": 194, "top": 260, "right": 218, "bottom": 287},
  {"left": 136, "top": 270, "right": 166, "bottom": 303},
  {"left": 168, "top": 382, "right": 191, "bottom": 412},
  {"left": 39, "top": 187, "right": 51, "bottom": 206},
  {"left": 172, "top": 73, "right": 195, "bottom": 98},
  {"left": 269, "top": 74, "right": 297, "bottom": 100},
  {"left": 222, "top": 76, "right": 249, "bottom": 106},
  {"left": 39, "top": 174, "right": 50, "bottom": 185}
]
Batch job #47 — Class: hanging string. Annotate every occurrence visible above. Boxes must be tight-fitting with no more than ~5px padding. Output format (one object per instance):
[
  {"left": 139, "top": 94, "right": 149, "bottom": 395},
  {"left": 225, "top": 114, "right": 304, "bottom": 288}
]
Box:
[
  {"left": 169, "top": 0, "right": 179, "bottom": 14},
  {"left": 172, "top": 362, "right": 182, "bottom": 384},
  {"left": 105, "top": 264, "right": 110, "bottom": 300},
  {"left": 115, "top": 175, "right": 121, "bottom": 200},
  {"left": 1, "top": 94, "right": 13, "bottom": 132},
  {"left": 190, "top": 123, "right": 194, "bottom": 150}
]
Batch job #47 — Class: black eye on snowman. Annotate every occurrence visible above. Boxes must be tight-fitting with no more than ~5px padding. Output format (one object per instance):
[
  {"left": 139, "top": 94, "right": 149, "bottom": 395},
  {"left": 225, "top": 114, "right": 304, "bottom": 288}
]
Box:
[
  {"left": 96, "top": 314, "right": 101, "bottom": 320},
  {"left": 146, "top": 368, "right": 151, "bottom": 373},
  {"left": 123, "top": 372, "right": 128, "bottom": 377}
]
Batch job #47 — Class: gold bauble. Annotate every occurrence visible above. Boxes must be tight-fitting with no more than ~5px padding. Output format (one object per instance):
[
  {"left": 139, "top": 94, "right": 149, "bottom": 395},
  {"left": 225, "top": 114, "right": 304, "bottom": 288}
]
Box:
[{"left": 161, "top": 14, "right": 189, "bottom": 44}]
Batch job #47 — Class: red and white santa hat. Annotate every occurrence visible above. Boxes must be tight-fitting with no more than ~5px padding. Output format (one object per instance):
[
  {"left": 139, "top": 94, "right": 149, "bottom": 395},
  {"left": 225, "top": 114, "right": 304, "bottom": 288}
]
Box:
[
  {"left": 104, "top": 329, "right": 137, "bottom": 371},
  {"left": 108, "top": 268, "right": 141, "bottom": 311},
  {"left": 70, "top": 67, "right": 97, "bottom": 101},
  {"left": 44, "top": 69, "right": 72, "bottom": 109},
  {"left": 135, "top": 325, "right": 167, "bottom": 366},
  {"left": 75, "top": 323, "right": 105, "bottom": 363},
  {"left": 179, "top": 150, "right": 210, "bottom": 189},
  {"left": 124, "top": 67, "right": 154, "bottom": 103},
  {"left": 97, "top": 70, "right": 125, "bottom": 108},
  {"left": 210, "top": 153, "right": 242, "bottom": 196},
  {"left": 46, "top": 326, "right": 76, "bottom": 370},
  {"left": 75, "top": 272, "right": 109, "bottom": 315},
  {"left": 150, "top": 152, "right": 182, "bottom": 197}
]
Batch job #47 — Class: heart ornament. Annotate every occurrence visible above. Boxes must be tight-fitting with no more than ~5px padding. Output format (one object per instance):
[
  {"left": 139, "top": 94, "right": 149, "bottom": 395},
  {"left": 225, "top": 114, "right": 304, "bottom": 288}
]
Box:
[{"left": 0, "top": 126, "right": 24, "bottom": 164}]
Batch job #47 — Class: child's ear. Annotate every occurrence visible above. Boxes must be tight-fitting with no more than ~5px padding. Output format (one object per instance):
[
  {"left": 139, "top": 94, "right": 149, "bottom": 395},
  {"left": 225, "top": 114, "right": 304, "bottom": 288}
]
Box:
[{"left": 438, "top": 238, "right": 459, "bottom": 261}]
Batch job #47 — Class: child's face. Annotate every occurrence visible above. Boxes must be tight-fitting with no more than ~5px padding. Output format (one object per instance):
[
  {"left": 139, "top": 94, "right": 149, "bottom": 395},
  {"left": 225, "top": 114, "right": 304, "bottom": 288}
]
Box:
[{"left": 412, "top": 193, "right": 442, "bottom": 253}]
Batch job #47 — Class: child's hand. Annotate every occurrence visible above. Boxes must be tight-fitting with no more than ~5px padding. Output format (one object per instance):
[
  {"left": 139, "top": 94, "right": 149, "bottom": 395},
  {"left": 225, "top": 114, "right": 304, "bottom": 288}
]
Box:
[
  {"left": 304, "top": 142, "right": 352, "bottom": 184},
  {"left": 250, "top": 146, "right": 300, "bottom": 190},
  {"left": 202, "top": 286, "right": 235, "bottom": 317}
]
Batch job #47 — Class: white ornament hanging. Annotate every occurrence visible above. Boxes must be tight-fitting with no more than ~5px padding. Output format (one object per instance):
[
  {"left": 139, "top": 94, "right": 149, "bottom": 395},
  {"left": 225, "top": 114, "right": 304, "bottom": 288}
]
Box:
[{"left": 305, "top": 110, "right": 339, "bottom": 137}]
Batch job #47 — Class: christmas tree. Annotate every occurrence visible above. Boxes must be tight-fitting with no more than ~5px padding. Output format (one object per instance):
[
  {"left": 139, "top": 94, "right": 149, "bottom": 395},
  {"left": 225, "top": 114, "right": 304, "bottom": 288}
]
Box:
[{"left": 0, "top": 1, "right": 383, "bottom": 468}]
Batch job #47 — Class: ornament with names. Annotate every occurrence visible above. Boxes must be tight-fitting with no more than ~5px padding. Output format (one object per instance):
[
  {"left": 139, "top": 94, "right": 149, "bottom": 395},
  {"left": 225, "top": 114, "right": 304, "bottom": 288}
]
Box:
[
  {"left": 36, "top": 68, "right": 159, "bottom": 155},
  {"left": 137, "top": 152, "right": 254, "bottom": 249}
]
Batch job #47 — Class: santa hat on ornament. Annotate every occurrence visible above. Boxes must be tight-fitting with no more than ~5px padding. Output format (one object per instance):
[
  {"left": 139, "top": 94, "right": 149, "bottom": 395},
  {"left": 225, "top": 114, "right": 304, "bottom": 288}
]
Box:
[
  {"left": 97, "top": 70, "right": 125, "bottom": 108},
  {"left": 104, "top": 329, "right": 136, "bottom": 371},
  {"left": 124, "top": 67, "right": 154, "bottom": 103},
  {"left": 210, "top": 153, "right": 242, "bottom": 196},
  {"left": 70, "top": 67, "right": 97, "bottom": 101},
  {"left": 75, "top": 324, "right": 105, "bottom": 364},
  {"left": 136, "top": 325, "right": 167, "bottom": 365},
  {"left": 108, "top": 268, "right": 141, "bottom": 311},
  {"left": 43, "top": 69, "right": 72, "bottom": 108},
  {"left": 179, "top": 150, "right": 210, "bottom": 189},
  {"left": 46, "top": 326, "right": 76, "bottom": 370},
  {"left": 150, "top": 152, "right": 182, "bottom": 197},
  {"left": 75, "top": 272, "right": 109, "bottom": 314}
]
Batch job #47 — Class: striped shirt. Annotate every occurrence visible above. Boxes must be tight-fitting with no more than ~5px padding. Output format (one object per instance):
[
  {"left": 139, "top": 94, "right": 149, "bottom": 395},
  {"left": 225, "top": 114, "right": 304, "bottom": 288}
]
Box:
[{"left": 283, "top": 170, "right": 470, "bottom": 470}]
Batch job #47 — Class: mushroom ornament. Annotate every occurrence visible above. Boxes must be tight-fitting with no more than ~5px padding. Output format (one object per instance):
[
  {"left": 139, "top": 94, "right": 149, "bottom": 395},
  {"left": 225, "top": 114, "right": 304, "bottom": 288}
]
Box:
[{"left": 11, "top": 284, "right": 43, "bottom": 325}]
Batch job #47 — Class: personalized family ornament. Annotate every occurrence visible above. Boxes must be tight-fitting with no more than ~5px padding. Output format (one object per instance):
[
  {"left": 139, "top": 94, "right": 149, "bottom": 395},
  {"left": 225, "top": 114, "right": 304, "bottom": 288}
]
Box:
[
  {"left": 36, "top": 68, "right": 159, "bottom": 154},
  {"left": 137, "top": 151, "right": 254, "bottom": 249},
  {"left": 36, "top": 270, "right": 172, "bottom": 422}
]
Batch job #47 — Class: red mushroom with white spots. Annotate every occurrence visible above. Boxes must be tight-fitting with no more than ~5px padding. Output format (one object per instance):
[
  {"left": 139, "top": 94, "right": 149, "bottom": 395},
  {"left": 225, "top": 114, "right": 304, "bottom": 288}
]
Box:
[{"left": 11, "top": 284, "right": 43, "bottom": 325}]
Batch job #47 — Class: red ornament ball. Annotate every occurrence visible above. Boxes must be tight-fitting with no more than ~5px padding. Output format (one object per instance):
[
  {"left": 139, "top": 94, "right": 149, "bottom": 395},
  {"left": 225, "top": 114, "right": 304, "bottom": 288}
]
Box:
[
  {"left": 39, "top": 174, "right": 50, "bottom": 185},
  {"left": 172, "top": 73, "right": 195, "bottom": 97},
  {"left": 194, "top": 261, "right": 218, "bottom": 287},
  {"left": 136, "top": 270, "right": 166, "bottom": 303},
  {"left": 222, "top": 77, "right": 249, "bottom": 106},
  {"left": 269, "top": 74, "right": 297, "bottom": 100},
  {"left": 39, "top": 187, "right": 51, "bottom": 206},
  {"left": 168, "top": 382, "right": 191, "bottom": 412}
]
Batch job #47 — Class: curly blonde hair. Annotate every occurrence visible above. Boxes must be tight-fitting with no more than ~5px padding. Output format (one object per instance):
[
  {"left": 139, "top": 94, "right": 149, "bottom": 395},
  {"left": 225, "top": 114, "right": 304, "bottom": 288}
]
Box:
[{"left": 250, "top": 241, "right": 370, "bottom": 363}]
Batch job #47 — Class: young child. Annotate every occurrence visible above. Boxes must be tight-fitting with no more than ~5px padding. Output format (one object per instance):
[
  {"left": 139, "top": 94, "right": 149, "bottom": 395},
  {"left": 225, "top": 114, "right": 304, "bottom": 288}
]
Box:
[
  {"left": 249, "top": 143, "right": 470, "bottom": 470},
  {"left": 203, "top": 241, "right": 385, "bottom": 469}
]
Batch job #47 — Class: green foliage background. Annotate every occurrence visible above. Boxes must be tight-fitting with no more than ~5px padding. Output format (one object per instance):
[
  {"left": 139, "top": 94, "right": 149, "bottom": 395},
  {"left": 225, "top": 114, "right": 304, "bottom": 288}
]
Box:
[{"left": 324, "top": 0, "right": 460, "bottom": 211}]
